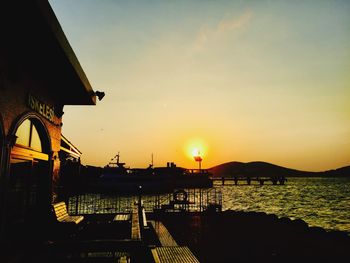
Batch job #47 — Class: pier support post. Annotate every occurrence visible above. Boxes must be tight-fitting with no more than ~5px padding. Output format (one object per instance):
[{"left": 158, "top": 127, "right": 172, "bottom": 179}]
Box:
[{"left": 247, "top": 178, "right": 251, "bottom": 185}]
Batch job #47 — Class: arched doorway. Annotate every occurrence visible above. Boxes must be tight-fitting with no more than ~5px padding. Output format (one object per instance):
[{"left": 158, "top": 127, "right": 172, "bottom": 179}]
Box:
[{"left": 7, "top": 116, "right": 51, "bottom": 236}]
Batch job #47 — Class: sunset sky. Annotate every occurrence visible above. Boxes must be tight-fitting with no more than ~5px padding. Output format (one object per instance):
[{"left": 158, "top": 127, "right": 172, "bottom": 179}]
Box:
[{"left": 49, "top": 0, "right": 350, "bottom": 171}]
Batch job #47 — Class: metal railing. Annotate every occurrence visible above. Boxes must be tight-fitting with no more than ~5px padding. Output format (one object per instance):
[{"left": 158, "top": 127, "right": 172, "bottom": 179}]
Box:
[{"left": 66, "top": 188, "right": 222, "bottom": 215}]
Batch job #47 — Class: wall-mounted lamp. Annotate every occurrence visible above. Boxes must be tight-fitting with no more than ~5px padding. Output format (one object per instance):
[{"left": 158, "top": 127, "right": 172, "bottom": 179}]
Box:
[
  {"left": 54, "top": 105, "right": 64, "bottom": 118},
  {"left": 95, "top": 91, "right": 105, "bottom": 101}
]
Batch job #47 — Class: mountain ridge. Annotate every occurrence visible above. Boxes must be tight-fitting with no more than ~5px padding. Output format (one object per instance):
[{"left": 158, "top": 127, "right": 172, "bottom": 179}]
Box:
[{"left": 208, "top": 161, "right": 350, "bottom": 178}]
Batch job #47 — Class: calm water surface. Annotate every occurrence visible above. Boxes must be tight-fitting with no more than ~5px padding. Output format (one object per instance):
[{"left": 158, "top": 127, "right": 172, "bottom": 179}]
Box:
[{"left": 216, "top": 177, "right": 350, "bottom": 233}]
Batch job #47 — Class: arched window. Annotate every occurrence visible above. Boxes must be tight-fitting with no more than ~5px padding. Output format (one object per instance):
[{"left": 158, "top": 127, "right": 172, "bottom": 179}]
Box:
[
  {"left": 11, "top": 118, "right": 49, "bottom": 161},
  {"left": 15, "top": 119, "right": 42, "bottom": 152}
]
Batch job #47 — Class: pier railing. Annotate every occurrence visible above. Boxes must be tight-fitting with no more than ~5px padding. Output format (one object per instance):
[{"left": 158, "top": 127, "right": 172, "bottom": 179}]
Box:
[{"left": 66, "top": 188, "right": 222, "bottom": 215}]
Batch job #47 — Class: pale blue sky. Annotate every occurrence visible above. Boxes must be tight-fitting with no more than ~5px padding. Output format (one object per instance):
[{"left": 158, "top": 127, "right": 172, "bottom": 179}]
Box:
[{"left": 50, "top": 0, "right": 350, "bottom": 171}]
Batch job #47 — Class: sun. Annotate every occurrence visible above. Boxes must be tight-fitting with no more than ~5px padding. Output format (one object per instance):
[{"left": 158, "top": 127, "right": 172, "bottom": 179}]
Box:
[
  {"left": 184, "top": 138, "right": 207, "bottom": 160},
  {"left": 192, "top": 148, "right": 201, "bottom": 157}
]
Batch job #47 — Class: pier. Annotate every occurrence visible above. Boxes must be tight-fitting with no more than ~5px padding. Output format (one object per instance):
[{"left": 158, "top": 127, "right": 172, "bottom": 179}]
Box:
[{"left": 212, "top": 176, "right": 287, "bottom": 185}]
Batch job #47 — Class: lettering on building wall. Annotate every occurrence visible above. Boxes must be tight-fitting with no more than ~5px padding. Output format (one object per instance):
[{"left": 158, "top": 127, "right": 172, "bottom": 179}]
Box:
[{"left": 28, "top": 94, "right": 55, "bottom": 122}]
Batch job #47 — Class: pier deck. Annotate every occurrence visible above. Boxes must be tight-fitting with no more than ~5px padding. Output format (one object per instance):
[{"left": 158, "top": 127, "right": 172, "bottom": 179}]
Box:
[
  {"left": 150, "top": 221, "right": 178, "bottom": 246},
  {"left": 150, "top": 220, "right": 199, "bottom": 263},
  {"left": 152, "top": 247, "right": 200, "bottom": 263}
]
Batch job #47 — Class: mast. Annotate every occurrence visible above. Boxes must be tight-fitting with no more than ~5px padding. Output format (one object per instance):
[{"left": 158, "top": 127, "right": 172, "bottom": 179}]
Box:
[
  {"left": 150, "top": 153, "right": 154, "bottom": 168},
  {"left": 116, "top": 151, "right": 120, "bottom": 165}
]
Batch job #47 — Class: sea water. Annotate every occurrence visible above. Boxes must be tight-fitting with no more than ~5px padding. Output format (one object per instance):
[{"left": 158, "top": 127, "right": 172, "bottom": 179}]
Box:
[{"left": 217, "top": 177, "right": 350, "bottom": 233}]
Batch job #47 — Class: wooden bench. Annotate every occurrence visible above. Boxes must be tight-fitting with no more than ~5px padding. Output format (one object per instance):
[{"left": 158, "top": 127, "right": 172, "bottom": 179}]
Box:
[{"left": 52, "top": 202, "right": 84, "bottom": 225}]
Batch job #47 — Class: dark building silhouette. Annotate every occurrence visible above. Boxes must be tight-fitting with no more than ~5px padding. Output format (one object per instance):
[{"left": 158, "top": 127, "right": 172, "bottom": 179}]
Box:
[{"left": 0, "top": 0, "right": 100, "bottom": 249}]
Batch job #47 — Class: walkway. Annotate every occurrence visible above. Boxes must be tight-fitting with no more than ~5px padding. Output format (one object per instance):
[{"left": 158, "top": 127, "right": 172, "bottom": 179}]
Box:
[{"left": 150, "top": 220, "right": 199, "bottom": 263}]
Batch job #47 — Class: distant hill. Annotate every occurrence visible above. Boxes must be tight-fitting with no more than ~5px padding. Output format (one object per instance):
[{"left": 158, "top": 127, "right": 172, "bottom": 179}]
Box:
[
  {"left": 321, "top": 165, "right": 350, "bottom": 177},
  {"left": 208, "top": 161, "right": 350, "bottom": 178}
]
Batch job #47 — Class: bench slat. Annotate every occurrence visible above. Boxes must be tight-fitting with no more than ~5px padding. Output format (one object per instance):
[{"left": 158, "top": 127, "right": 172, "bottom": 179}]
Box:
[{"left": 61, "top": 216, "right": 84, "bottom": 224}]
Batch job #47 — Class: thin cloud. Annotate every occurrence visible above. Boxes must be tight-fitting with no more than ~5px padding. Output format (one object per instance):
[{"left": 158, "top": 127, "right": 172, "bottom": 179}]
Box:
[
  {"left": 217, "top": 10, "right": 253, "bottom": 33},
  {"left": 193, "top": 10, "right": 253, "bottom": 52}
]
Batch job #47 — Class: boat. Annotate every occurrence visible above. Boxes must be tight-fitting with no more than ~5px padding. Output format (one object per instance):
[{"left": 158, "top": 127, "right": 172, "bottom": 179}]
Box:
[
  {"left": 88, "top": 153, "right": 213, "bottom": 194},
  {"left": 101, "top": 152, "right": 130, "bottom": 177}
]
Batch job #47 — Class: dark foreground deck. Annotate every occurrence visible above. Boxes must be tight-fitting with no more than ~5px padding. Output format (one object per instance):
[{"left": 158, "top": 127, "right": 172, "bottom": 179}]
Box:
[
  {"left": 45, "top": 208, "right": 200, "bottom": 263},
  {"left": 2, "top": 191, "right": 350, "bottom": 263},
  {"left": 1, "top": 202, "right": 201, "bottom": 263}
]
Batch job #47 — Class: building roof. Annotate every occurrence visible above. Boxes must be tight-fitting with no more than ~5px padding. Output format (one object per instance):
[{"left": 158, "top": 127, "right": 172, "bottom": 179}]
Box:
[{"left": 1, "top": 0, "right": 97, "bottom": 105}]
